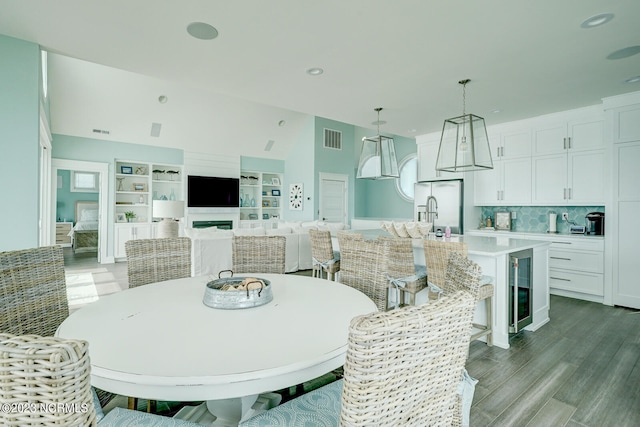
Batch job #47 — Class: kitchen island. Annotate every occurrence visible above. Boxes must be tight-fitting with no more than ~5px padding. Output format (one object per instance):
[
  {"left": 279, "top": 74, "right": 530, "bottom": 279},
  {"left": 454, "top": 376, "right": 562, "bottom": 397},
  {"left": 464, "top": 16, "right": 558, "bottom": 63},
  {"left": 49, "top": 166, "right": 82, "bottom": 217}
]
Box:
[{"left": 335, "top": 230, "right": 551, "bottom": 349}]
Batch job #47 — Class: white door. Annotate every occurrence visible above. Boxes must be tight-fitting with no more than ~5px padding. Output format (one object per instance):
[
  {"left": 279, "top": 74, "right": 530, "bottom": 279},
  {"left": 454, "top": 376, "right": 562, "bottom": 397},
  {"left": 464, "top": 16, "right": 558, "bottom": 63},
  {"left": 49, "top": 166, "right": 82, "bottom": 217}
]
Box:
[{"left": 319, "top": 173, "right": 348, "bottom": 223}]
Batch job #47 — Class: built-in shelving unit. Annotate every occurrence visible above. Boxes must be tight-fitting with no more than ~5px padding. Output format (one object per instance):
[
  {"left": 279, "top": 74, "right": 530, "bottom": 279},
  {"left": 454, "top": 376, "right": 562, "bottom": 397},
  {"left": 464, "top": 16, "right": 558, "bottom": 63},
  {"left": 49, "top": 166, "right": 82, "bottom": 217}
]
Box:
[
  {"left": 239, "top": 170, "right": 282, "bottom": 225},
  {"left": 113, "top": 159, "right": 183, "bottom": 258}
]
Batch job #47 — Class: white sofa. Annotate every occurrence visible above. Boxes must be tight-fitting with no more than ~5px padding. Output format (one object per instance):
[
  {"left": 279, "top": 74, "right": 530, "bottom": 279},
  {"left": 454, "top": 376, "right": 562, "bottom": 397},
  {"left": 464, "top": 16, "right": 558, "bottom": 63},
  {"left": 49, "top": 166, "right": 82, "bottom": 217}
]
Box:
[{"left": 187, "top": 221, "right": 349, "bottom": 277}]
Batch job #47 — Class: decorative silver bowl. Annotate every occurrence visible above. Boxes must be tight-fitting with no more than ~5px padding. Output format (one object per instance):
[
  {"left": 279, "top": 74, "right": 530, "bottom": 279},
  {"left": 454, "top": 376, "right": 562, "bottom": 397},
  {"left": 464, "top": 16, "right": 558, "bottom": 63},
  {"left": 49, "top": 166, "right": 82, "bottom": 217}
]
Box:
[{"left": 203, "top": 271, "right": 273, "bottom": 309}]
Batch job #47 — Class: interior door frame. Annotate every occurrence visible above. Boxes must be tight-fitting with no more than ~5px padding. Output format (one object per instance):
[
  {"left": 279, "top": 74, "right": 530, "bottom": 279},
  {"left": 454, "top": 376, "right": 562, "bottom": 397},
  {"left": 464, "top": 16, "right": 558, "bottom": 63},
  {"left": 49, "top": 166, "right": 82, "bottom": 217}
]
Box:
[
  {"left": 50, "top": 159, "right": 110, "bottom": 263},
  {"left": 319, "top": 173, "right": 348, "bottom": 223}
]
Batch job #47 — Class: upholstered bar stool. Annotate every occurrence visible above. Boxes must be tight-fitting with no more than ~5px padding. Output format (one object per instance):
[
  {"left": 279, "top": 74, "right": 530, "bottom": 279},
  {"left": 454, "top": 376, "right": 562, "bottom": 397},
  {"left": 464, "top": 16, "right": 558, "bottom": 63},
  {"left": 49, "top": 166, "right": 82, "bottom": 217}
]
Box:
[
  {"left": 424, "top": 240, "right": 494, "bottom": 346},
  {"left": 309, "top": 229, "right": 340, "bottom": 280},
  {"left": 377, "top": 236, "right": 427, "bottom": 307}
]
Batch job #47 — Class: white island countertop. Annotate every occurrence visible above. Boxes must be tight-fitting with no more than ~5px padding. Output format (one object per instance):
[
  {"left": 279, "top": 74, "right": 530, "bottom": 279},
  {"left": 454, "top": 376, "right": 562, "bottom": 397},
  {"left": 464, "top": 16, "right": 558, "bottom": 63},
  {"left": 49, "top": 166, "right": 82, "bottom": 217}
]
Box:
[{"left": 345, "top": 229, "right": 551, "bottom": 257}]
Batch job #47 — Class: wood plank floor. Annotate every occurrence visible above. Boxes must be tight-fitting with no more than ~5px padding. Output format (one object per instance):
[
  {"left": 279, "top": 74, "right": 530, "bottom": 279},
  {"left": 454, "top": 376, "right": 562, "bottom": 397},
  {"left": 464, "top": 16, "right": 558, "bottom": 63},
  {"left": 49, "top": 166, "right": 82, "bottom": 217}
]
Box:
[{"left": 63, "top": 249, "right": 640, "bottom": 426}]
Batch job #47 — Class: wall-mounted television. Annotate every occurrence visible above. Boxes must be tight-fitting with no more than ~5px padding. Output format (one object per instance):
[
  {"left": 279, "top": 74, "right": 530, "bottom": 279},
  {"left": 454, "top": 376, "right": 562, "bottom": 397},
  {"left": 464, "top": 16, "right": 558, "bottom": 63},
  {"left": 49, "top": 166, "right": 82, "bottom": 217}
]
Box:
[{"left": 187, "top": 175, "right": 239, "bottom": 208}]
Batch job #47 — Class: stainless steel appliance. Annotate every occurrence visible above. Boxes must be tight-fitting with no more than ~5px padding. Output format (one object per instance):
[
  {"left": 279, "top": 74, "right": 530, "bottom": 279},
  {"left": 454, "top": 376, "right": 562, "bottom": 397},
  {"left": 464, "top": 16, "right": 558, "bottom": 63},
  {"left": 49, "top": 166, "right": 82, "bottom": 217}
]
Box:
[
  {"left": 509, "top": 248, "right": 533, "bottom": 334},
  {"left": 585, "top": 212, "right": 605, "bottom": 235},
  {"left": 414, "top": 179, "right": 463, "bottom": 234}
]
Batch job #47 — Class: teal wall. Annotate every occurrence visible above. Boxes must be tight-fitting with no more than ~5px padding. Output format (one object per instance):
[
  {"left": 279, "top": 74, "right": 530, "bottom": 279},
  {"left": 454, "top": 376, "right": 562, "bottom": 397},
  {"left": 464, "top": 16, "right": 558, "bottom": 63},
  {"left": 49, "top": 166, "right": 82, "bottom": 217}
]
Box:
[
  {"left": 55, "top": 170, "right": 99, "bottom": 222},
  {"left": 313, "top": 117, "right": 357, "bottom": 220},
  {"left": 481, "top": 206, "right": 605, "bottom": 234},
  {"left": 284, "top": 116, "right": 316, "bottom": 221},
  {"left": 0, "top": 35, "right": 40, "bottom": 251}
]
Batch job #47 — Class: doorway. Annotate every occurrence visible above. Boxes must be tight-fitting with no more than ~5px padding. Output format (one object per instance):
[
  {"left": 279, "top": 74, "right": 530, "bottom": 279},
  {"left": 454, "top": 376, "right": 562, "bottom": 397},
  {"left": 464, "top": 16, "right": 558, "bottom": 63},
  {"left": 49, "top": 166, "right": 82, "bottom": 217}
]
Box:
[
  {"left": 319, "top": 173, "right": 348, "bottom": 223},
  {"left": 50, "top": 159, "right": 109, "bottom": 264}
]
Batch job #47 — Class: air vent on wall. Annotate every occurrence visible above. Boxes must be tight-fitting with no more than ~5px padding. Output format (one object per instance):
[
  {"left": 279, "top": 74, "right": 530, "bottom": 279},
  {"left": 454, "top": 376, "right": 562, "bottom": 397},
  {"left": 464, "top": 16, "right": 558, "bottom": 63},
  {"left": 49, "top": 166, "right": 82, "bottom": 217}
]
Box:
[{"left": 323, "top": 128, "right": 342, "bottom": 150}]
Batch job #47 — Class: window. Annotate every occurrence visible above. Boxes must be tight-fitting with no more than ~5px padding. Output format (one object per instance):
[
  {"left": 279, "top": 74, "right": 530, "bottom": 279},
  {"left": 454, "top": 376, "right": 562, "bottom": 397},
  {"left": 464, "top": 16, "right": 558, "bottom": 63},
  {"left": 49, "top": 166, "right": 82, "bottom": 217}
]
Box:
[
  {"left": 395, "top": 154, "right": 418, "bottom": 201},
  {"left": 71, "top": 171, "right": 98, "bottom": 193}
]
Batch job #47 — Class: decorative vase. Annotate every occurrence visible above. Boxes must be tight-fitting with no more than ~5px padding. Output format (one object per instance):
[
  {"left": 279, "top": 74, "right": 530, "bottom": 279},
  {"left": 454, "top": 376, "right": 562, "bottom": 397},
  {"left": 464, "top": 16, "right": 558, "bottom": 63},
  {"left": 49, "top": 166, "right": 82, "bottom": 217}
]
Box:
[
  {"left": 250, "top": 197, "right": 256, "bottom": 207},
  {"left": 169, "top": 189, "right": 176, "bottom": 201}
]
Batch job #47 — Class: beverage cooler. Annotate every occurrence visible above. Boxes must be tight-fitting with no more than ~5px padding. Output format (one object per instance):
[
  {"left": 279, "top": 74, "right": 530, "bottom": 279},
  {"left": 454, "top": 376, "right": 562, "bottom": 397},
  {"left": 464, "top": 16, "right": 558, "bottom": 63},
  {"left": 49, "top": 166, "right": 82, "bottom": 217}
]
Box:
[{"left": 509, "top": 249, "right": 533, "bottom": 334}]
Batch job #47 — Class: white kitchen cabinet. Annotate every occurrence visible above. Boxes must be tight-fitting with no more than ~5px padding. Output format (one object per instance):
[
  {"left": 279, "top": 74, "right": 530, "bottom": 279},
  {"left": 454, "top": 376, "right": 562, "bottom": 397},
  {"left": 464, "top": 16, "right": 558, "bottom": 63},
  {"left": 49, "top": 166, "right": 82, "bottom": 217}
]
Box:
[
  {"left": 533, "top": 109, "right": 604, "bottom": 156},
  {"left": 612, "top": 140, "right": 640, "bottom": 309},
  {"left": 474, "top": 157, "right": 531, "bottom": 205},
  {"left": 496, "top": 128, "right": 532, "bottom": 160},
  {"left": 416, "top": 136, "right": 463, "bottom": 181},
  {"left": 532, "top": 149, "right": 605, "bottom": 205},
  {"left": 114, "top": 223, "right": 152, "bottom": 259}
]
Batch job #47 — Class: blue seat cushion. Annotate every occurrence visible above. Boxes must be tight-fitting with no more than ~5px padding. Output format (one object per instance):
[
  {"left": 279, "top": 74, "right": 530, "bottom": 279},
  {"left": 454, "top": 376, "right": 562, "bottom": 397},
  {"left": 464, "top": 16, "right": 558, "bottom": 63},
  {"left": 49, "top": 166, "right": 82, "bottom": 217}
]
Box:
[{"left": 240, "top": 379, "right": 343, "bottom": 427}]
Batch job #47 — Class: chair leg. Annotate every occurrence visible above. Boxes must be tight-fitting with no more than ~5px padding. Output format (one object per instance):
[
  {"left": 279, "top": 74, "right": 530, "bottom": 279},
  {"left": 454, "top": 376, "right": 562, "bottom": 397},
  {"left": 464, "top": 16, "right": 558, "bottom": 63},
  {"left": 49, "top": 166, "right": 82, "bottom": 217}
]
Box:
[
  {"left": 485, "top": 296, "right": 493, "bottom": 346},
  {"left": 128, "top": 397, "right": 138, "bottom": 410}
]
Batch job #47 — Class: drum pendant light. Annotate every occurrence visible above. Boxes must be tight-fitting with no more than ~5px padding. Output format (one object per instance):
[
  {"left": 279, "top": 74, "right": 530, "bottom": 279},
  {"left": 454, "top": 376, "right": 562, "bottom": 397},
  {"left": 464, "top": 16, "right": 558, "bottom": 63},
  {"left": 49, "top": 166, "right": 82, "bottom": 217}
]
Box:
[
  {"left": 436, "top": 79, "right": 493, "bottom": 172},
  {"left": 357, "top": 108, "right": 399, "bottom": 179}
]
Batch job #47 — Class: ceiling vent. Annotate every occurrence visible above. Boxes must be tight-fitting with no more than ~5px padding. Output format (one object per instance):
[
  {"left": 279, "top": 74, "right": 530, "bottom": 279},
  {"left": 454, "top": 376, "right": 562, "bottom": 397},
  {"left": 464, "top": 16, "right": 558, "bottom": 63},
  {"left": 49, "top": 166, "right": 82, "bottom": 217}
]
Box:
[{"left": 323, "top": 128, "right": 342, "bottom": 150}]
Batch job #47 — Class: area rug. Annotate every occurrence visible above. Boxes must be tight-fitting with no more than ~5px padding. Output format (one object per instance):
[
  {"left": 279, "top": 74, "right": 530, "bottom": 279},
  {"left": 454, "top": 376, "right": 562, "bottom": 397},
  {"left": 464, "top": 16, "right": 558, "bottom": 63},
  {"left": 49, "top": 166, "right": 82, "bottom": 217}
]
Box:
[{"left": 66, "top": 272, "right": 99, "bottom": 306}]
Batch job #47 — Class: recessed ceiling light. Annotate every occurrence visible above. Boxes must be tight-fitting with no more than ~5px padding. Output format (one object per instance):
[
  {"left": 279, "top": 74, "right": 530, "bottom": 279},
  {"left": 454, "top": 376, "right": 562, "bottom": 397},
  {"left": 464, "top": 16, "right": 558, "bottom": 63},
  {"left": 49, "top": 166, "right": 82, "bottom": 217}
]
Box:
[
  {"left": 491, "top": 109, "right": 501, "bottom": 114},
  {"left": 580, "top": 13, "right": 614, "bottom": 28},
  {"left": 607, "top": 46, "right": 640, "bottom": 60},
  {"left": 407, "top": 129, "right": 417, "bottom": 133},
  {"left": 278, "top": 120, "right": 286, "bottom": 127},
  {"left": 158, "top": 95, "right": 168, "bottom": 104},
  {"left": 187, "top": 22, "right": 218, "bottom": 40},
  {"left": 306, "top": 67, "right": 324, "bottom": 76},
  {"left": 624, "top": 76, "right": 640, "bottom": 84}
]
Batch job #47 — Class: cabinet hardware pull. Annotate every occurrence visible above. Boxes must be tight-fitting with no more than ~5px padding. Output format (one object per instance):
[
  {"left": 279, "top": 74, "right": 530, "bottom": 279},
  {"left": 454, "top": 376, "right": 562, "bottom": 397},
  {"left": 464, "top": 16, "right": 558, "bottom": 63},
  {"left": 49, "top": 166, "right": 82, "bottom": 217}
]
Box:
[
  {"left": 550, "top": 277, "right": 571, "bottom": 282},
  {"left": 552, "top": 241, "right": 572, "bottom": 245},
  {"left": 567, "top": 137, "right": 571, "bottom": 149},
  {"left": 550, "top": 256, "right": 572, "bottom": 261},
  {"left": 563, "top": 137, "right": 567, "bottom": 150},
  {"left": 568, "top": 188, "right": 572, "bottom": 199}
]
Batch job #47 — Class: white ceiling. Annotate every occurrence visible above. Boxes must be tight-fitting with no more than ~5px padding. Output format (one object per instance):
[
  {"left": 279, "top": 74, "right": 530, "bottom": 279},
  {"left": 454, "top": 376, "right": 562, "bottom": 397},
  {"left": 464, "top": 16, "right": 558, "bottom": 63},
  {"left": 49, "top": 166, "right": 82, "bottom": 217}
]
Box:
[{"left": 1, "top": 0, "right": 639, "bottom": 157}]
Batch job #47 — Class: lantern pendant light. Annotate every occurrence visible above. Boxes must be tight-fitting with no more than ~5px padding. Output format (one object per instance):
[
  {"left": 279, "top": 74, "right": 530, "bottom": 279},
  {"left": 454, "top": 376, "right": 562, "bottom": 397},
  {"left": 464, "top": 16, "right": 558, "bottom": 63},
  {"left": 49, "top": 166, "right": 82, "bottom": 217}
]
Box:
[
  {"left": 357, "top": 107, "right": 399, "bottom": 179},
  {"left": 436, "top": 79, "right": 493, "bottom": 172}
]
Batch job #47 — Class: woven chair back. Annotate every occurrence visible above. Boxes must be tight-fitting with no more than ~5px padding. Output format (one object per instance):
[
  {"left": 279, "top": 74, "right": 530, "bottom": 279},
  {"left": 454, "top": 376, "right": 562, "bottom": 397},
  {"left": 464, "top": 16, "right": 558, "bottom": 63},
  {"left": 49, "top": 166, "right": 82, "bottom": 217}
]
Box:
[
  {"left": 377, "top": 236, "right": 427, "bottom": 297},
  {"left": 424, "top": 240, "right": 468, "bottom": 289},
  {"left": 341, "top": 290, "right": 476, "bottom": 426},
  {"left": 337, "top": 235, "right": 389, "bottom": 311},
  {"left": 0, "top": 333, "right": 96, "bottom": 426},
  {"left": 0, "top": 246, "right": 69, "bottom": 336},
  {"left": 309, "top": 229, "right": 335, "bottom": 263},
  {"left": 443, "top": 251, "right": 483, "bottom": 301},
  {"left": 232, "top": 235, "right": 286, "bottom": 274},
  {"left": 125, "top": 237, "right": 192, "bottom": 288}
]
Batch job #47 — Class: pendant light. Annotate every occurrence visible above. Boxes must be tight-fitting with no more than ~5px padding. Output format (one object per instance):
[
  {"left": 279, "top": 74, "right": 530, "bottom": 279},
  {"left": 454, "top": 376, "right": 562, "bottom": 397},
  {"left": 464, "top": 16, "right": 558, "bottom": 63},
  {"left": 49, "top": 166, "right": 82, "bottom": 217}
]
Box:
[
  {"left": 357, "top": 107, "right": 399, "bottom": 179},
  {"left": 436, "top": 79, "right": 493, "bottom": 172}
]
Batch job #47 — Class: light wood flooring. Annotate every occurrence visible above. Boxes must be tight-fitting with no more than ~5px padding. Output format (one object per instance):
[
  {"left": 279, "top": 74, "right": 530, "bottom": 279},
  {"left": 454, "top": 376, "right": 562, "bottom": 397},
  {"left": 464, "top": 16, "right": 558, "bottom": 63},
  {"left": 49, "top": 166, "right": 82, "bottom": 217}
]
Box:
[{"left": 63, "top": 249, "right": 640, "bottom": 426}]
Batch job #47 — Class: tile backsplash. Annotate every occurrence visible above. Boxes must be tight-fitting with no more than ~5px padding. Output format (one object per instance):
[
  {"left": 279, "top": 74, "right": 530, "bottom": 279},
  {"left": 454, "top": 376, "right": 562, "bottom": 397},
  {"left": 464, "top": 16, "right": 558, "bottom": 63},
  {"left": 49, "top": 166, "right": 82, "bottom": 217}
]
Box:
[{"left": 480, "top": 206, "right": 605, "bottom": 234}]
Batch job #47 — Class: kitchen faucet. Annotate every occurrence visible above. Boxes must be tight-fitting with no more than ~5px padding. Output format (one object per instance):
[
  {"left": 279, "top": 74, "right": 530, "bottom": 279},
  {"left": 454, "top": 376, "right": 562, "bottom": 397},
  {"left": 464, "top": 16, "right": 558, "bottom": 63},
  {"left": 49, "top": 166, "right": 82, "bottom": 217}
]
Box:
[{"left": 426, "top": 195, "right": 438, "bottom": 226}]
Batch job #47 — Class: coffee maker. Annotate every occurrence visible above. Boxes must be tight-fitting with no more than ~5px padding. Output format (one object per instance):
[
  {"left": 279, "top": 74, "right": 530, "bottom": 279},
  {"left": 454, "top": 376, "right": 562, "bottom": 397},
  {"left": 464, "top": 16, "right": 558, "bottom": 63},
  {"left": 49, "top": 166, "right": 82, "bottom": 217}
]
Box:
[{"left": 585, "top": 212, "right": 605, "bottom": 235}]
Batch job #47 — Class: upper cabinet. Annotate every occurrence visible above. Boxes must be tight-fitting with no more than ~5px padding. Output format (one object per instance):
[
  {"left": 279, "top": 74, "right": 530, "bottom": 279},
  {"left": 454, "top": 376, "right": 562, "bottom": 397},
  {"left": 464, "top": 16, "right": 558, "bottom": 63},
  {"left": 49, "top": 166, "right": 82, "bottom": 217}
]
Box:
[
  {"left": 474, "top": 126, "right": 532, "bottom": 206},
  {"left": 416, "top": 135, "right": 463, "bottom": 181},
  {"left": 531, "top": 108, "right": 605, "bottom": 205}
]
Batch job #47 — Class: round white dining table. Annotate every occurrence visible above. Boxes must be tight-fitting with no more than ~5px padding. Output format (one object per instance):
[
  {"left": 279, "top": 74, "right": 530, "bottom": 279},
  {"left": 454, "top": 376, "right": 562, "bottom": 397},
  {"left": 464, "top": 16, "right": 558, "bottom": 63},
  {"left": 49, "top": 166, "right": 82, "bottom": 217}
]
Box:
[{"left": 56, "top": 273, "right": 376, "bottom": 405}]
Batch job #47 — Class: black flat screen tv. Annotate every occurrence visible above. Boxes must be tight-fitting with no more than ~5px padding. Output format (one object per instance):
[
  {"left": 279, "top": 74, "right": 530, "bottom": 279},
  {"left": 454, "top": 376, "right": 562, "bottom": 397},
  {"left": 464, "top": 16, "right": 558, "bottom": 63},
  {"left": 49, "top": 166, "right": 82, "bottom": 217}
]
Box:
[{"left": 187, "top": 175, "right": 239, "bottom": 208}]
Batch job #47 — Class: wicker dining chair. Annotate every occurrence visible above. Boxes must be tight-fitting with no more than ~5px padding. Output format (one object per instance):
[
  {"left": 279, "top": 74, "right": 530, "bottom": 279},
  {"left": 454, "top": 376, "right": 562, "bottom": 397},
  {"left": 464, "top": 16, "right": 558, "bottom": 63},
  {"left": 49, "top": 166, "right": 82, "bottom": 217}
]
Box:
[
  {"left": 0, "top": 333, "right": 201, "bottom": 427},
  {"left": 309, "top": 229, "right": 340, "bottom": 281},
  {"left": 377, "top": 236, "right": 427, "bottom": 307},
  {"left": 0, "top": 245, "right": 117, "bottom": 409},
  {"left": 232, "top": 235, "right": 286, "bottom": 274},
  {"left": 425, "top": 240, "right": 494, "bottom": 346},
  {"left": 125, "top": 237, "right": 192, "bottom": 288},
  {"left": 337, "top": 233, "right": 390, "bottom": 311},
  {"left": 0, "top": 246, "right": 69, "bottom": 337},
  {"left": 239, "top": 289, "right": 477, "bottom": 427}
]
